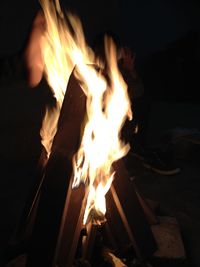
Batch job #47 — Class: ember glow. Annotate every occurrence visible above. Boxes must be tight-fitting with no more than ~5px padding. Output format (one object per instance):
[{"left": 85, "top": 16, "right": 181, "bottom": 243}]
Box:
[{"left": 39, "top": 0, "right": 132, "bottom": 224}]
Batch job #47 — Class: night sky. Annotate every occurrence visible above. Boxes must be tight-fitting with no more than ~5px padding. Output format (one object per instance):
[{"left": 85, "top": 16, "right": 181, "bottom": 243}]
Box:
[
  {"left": 0, "top": 0, "right": 200, "bottom": 101},
  {"left": 0, "top": 0, "right": 199, "bottom": 59}
]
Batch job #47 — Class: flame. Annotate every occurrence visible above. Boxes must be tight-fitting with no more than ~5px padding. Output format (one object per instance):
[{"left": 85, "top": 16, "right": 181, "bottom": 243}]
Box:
[
  {"left": 73, "top": 37, "right": 132, "bottom": 224},
  {"left": 39, "top": 0, "right": 93, "bottom": 156},
  {"left": 39, "top": 0, "right": 132, "bottom": 224}
]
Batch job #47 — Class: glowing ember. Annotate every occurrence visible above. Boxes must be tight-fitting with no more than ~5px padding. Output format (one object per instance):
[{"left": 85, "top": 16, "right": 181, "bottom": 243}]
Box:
[{"left": 39, "top": 0, "right": 132, "bottom": 224}]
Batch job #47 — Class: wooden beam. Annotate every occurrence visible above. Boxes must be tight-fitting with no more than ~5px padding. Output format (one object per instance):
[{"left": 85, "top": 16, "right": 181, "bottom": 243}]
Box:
[
  {"left": 105, "top": 159, "right": 157, "bottom": 260},
  {"left": 26, "top": 71, "right": 87, "bottom": 267}
]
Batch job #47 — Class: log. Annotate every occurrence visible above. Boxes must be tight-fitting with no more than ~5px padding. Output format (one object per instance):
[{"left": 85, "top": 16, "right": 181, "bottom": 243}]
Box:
[
  {"left": 105, "top": 159, "right": 157, "bottom": 260},
  {"left": 26, "top": 71, "right": 87, "bottom": 267}
]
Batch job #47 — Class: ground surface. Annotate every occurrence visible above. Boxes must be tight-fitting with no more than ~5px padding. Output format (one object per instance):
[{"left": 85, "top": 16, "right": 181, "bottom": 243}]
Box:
[
  {"left": 125, "top": 149, "right": 200, "bottom": 267},
  {"left": 0, "top": 79, "right": 200, "bottom": 267},
  {"left": 126, "top": 101, "right": 200, "bottom": 267}
]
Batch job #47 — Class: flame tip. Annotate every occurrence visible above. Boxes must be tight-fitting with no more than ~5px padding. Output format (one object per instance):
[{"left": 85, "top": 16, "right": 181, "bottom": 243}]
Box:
[{"left": 39, "top": 0, "right": 132, "bottom": 224}]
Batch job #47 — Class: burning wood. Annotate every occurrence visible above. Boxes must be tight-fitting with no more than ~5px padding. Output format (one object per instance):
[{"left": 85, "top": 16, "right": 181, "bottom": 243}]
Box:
[
  {"left": 26, "top": 72, "right": 87, "bottom": 267},
  {"left": 37, "top": 0, "right": 132, "bottom": 226},
  {"left": 106, "top": 160, "right": 157, "bottom": 260},
  {"left": 9, "top": 0, "right": 157, "bottom": 266}
]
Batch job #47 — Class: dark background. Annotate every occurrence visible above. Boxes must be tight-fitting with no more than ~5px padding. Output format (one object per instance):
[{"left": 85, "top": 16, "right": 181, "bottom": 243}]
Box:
[
  {"left": 0, "top": 1, "right": 200, "bottom": 266},
  {"left": 0, "top": 0, "right": 200, "bottom": 102}
]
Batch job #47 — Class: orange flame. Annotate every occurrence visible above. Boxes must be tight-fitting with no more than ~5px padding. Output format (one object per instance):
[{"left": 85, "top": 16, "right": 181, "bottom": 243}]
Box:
[{"left": 39, "top": 0, "right": 132, "bottom": 224}]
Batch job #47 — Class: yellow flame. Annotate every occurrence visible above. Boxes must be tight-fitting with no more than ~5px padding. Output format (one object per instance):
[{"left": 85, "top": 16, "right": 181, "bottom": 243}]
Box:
[
  {"left": 72, "top": 37, "right": 132, "bottom": 224},
  {"left": 39, "top": 0, "right": 94, "bottom": 155},
  {"left": 39, "top": 0, "right": 132, "bottom": 224}
]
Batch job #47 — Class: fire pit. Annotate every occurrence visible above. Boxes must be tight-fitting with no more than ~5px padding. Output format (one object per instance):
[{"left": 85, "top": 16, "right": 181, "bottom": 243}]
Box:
[
  {"left": 5, "top": 70, "right": 156, "bottom": 267},
  {"left": 5, "top": 0, "right": 157, "bottom": 266}
]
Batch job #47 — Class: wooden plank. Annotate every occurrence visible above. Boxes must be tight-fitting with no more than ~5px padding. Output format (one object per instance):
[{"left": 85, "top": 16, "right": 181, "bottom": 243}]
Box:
[
  {"left": 105, "top": 159, "right": 157, "bottom": 260},
  {"left": 57, "top": 184, "right": 87, "bottom": 267},
  {"left": 26, "top": 71, "right": 87, "bottom": 267}
]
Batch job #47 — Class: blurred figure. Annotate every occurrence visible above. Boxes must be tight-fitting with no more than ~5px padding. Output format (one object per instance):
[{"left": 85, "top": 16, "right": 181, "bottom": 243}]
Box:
[
  {"left": 119, "top": 44, "right": 180, "bottom": 175},
  {"left": 0, "top": 11, "right": 45, "bottom": 87},
  {"left": 92, "top": 31, "right": 180, "bottom": 175},
  {"left": 24, "top": 11, "right": 46, "bottom": 88},
  {"left": 119, "top": 45, "right": 147, "bottom": 147},
  {"left": 0, "top": 12, "right": 180, "bottom": 175}
]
